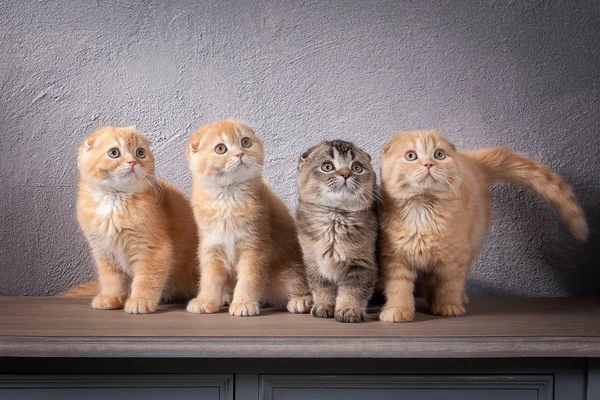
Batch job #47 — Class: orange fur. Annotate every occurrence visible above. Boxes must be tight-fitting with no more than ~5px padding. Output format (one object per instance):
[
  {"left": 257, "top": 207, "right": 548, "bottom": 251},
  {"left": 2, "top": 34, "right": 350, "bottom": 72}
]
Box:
[
  {"left": 186, "top": 118, "right": 311, "bottom": 316},
  {"left": 379, "top": 130, "right": 588, "bottom": 322},
  {"left": 60, "top": 281, "right": 99, "bottom": 297},
  {"left": 74, "top": 126, "right": 198, "bottom": 314}
]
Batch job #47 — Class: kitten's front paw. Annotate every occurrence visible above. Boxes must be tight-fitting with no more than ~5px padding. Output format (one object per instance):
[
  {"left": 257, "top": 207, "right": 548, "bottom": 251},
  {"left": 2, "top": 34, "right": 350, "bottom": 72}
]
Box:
[
  {"left": 379, "top": 306, "right": 414, "bottom": 323},
  {"left": 124, "top": 298, "right": 157, "bottom": 314},
  {"left": 311, "top": 303, "right": 335, "bottom": 318},
  {"left": 335, "top": 307, "right": 364, "bottom": 323},
  {"left": 187, "top": 297, "right": 219, "bottom": 314},
  {"left": 431, "top": 303, "right": 466, "bottom": 317},
  {"left": 92, "top": 294, "right": 125, "bottom": 310},
  {"left": 229, "top": 300, "right": 260, "bottom": 317},
  {"left": 287, "top": 295, "right": 312, "bottom": 314}
]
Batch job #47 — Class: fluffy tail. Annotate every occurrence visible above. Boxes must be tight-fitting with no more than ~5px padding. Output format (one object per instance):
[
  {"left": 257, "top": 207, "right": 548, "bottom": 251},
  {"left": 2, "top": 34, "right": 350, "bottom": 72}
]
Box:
[
  {"left": 465, "top": 147, "right": 588, "bottom": 241},
  {"left": 60, "top": 281, "right": 99, "bottom": 297}
]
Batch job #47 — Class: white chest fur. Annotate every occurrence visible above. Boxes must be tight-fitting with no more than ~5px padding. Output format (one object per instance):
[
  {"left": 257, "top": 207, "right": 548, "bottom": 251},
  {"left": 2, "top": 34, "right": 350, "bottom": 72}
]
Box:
[
  {"left": 86, "top": 191, "right": 133, "bottom": 275},
  {"left": 198, "top": 184, "right": 257, "bottom": 270}
]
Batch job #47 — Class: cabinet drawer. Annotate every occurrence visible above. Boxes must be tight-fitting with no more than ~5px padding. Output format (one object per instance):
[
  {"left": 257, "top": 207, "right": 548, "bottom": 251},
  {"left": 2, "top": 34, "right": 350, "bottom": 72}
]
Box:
[
  {"left": 259, "top": 375, "right": 553, "bottom": 400},
  {"left": 0, "top": 374, "right": 233, "bottom": 400}
]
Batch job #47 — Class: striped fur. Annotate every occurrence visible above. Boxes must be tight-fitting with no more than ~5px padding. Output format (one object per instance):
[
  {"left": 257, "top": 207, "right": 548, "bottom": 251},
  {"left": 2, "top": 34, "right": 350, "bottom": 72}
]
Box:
[{"left": 296, "top": 141, "right": 378, "bottom": 323}]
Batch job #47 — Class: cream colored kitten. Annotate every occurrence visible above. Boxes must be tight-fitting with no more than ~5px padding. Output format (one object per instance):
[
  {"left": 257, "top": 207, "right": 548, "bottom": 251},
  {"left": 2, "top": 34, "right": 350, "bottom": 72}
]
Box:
[
  {"left": 186, "top": 118, "right": 311, "bottom": 317},
  {"left": 379, "top": 130, "right": 588, "bottom": 322},
  {"left": 67, "top": 126, "right": 199, "bottom": 313}
]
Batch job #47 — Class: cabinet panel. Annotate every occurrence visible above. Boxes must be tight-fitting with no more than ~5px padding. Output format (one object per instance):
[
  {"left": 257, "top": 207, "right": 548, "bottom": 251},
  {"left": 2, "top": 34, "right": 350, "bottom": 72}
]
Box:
[
  {"left": 0, "top": 374, "right": 233, "bottom": 400},
  {"left": 260, "top": 375, "right": 552, "bottom": 400}
]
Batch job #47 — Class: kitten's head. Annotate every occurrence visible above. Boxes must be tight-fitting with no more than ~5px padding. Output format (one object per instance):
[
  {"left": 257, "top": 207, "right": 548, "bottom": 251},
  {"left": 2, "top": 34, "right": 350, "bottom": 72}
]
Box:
[
  {"left": 381, "top": 130, "right": 460, "bottom": 198},
  {"left": 297, "top": 140, "right": 376, "bottom": 211},
  {"left": 78, "top": 126, "right": 155, "bottom": 193},
  {"left": 187, "top": 118, "right": 264, "bottom": 185}
]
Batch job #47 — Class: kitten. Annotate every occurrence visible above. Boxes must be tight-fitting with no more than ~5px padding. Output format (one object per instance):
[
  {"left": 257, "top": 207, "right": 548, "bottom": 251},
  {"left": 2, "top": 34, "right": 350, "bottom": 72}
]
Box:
[
  {"left": 186, "top": 118, "right": 311, "bottom": 316},
  {"left": 379, "top": 130, "right": 588, "bottom": 322},
  {"left": 73, "top": 126, "right": 198, "bottom": 313},
  {"left": 296, "top": 141, "right": 379, "bottom": 323}
]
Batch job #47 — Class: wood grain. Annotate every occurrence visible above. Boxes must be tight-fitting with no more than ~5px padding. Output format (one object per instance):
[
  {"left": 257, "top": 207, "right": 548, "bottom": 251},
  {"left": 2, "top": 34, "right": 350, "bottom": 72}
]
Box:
[{"left": 0, "top": 297, "right": 599, "bottom": 358}]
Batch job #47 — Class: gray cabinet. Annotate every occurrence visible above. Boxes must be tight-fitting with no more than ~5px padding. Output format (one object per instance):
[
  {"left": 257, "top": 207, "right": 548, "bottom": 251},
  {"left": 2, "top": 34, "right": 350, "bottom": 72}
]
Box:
[
  {"left": 0, "top": 375, "right": 233, "bottom": 400},
  {"left": 0, "top": 358, "right": 594, "bottom": 400},
  {"left": 259, "top": 375, "right": 553, "bottom": 400}
]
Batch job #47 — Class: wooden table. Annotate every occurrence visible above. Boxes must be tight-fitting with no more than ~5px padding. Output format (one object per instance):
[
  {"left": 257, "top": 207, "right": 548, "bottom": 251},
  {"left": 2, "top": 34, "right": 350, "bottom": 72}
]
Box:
[{"left": 1, "top": 297, "right": 599, "bottom": 399}]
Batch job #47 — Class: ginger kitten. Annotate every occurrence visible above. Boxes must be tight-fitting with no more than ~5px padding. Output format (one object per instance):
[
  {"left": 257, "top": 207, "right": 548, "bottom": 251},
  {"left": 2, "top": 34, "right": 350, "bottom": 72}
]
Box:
[
  {"left": 379, "top": 130, "right": 588, "bottom": 322},
  {"left": 296, "top": 141, "right": 379, "bottom": 323},
  {"left": 74, "top": 126, "right": 198, "bottom": 313},
  {"left": 186, "top": 118, "right": 311, "bottom": 317}
]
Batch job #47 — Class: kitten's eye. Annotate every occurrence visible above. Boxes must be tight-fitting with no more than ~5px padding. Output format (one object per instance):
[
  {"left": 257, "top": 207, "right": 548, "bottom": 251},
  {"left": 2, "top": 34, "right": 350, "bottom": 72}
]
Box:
[
  {"left": 214, "top": 144, "right": 228, "bottom": 154},
  {"left": 321, "top": 162, "right": 334, "bottom": 172},
  {"left": 404, "top": 151, "right": 418, "bottom": 161},
  {"left": 136, "top": 148, "right": 146, "bottom": 159},
  {"left": 434, "top": 149, "right": 446, "bottom": 160},
  {"left": 241, "top": 137, "right": 252, "bottom": 148},
  {"left": 107, "top": 148, "right": 120, "bottom": 158},
  {"left": 351, "top": 162, "right": 363, "bottom": 173}
]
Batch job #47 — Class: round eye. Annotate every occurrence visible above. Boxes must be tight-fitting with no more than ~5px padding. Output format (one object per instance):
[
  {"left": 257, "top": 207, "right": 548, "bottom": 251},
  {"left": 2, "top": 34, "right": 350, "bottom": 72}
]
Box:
[
  {"left": 241, "top": 137, "right": 252, "bottom": 148},
  {"left": 351, "top": 162, "right": 363, "bottom": 173},
  {"left": 321, "top": 162, "right": 334, "bottom": 172},
  {"left": 434, "top": 149, "right": 446, "bottom": 160},
  {"left": 214, "top": 144, "right": 228, "bottom": 155},
  {"left": 404, "top": 151, "right": 418, "bottom": 161},
  {"left": 136, "top": 148, "right": 146, "bottom": 158},
  {"left": 107, "top": 148, "right": 120, "bottom": 158}
]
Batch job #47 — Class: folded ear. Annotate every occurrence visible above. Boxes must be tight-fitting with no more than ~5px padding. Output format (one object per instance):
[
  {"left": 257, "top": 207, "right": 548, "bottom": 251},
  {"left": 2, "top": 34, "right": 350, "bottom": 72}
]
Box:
[
  {"left": 236, "top": 119, "right": 255, "bottom": 135},
  {"left": 81, "top": 131, "right": 102, "bottom": 152},
  {"left": 382, "top": 131, "right": 410, "bottom": 155},
  {"left": 382, "top": 140, "right": 393, "bottom": 155},
  {"left": 434, "top": 130, "right": 456, "bottom": 152},
  {"left": 84, "top": 139, "right": 94, "bottom": 152},
  {"left": 186, "top": 130, "right": 203, "bottom": 160},
  {"left": 300, "top": 142, "right": 323, "bottom": 162},
  {"left": 298, "top": 142, "right": 325, "bottom": 171}
]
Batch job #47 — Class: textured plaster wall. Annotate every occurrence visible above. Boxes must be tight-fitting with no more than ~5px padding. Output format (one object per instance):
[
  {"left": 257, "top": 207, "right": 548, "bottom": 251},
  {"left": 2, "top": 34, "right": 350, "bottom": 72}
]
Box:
[{"left": 0, "top": 0, "right": 598, "bottom": 296}]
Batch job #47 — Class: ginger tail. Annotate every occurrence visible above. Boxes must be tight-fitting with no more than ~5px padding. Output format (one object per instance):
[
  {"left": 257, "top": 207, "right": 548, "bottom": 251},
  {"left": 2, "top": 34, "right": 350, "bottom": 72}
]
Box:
[
  {"left": 60, "top": 281, "right": 99, "bottom": 297},
  {"left": 465, "top": 147, "right": 588, "bottom": 241}
]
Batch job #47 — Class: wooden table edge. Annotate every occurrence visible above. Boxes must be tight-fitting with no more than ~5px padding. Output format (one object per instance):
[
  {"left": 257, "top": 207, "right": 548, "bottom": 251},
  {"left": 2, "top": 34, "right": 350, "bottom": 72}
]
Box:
[{"left": 1, "top": 335, "right": 599, "bottom": 358}]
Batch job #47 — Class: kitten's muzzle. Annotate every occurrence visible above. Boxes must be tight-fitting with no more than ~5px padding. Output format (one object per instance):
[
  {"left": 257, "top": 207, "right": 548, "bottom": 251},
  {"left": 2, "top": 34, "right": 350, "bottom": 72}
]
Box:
[
  {"left": 338, "top": 167, "right": 351, "bottom": 181},
  {"left": 234, "top": 152, "right": 246, "bottom": 166}
]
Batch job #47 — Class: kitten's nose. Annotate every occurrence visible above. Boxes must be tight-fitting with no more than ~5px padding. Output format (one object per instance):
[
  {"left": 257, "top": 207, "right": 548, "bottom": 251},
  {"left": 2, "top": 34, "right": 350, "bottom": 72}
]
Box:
[
  {"left": 338, "top": 169, "right": 351, "bottom": 180},
  {"left": 127, "top": 160, "right": 136, "bottom": 167},
  {"left": 235, "top": 152, "right": 244, "bottom": 159},
  {"left": 424, "top": 163, "right": 433, "bottom": 170}
]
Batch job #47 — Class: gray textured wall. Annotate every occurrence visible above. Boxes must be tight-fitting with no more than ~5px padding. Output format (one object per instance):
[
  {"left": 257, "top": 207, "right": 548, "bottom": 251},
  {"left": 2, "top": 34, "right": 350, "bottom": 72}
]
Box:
[{"left": 1, "top": 0, "right": 598, "bottom": 297}]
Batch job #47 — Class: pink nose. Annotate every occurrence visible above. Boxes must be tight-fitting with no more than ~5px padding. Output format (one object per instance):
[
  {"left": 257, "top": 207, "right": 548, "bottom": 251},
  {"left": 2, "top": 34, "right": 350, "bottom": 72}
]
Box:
[
  {"left": 235, "top": 152, "right": 244, "bottom": 159},
  {"left": 127, "top": 160, "right": 136, "bottom": 167},
  {"left": 424, "top": 163, "right": 433, "bottom": 170}
]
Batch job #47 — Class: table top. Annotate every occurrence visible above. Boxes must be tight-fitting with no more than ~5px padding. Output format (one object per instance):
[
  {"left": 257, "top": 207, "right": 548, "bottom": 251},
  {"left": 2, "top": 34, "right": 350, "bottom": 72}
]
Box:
[{"left": 1, "top": 296, "right": 599, "bottom": 358}]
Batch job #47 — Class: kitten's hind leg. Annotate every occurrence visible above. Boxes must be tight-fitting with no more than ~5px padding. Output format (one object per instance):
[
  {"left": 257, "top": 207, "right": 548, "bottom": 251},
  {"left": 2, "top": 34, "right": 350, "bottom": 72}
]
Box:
[
  {"left": 335, "top": 262, "right": 377, "bottom": 323},
  {"left": 91, "top": 252, "right": 128, "bottom": 310},
  {"left": 286, "top": 268, "right": 312, "bottom": 314},
  {"left": 187, "top": 248, "right": 230, "bottom": 314},
  {"left": 461, "top": 288, "right": 469, "bottom": 305},
  {"left": 271, "top": 261, "right": 312, "bottom": 314}
]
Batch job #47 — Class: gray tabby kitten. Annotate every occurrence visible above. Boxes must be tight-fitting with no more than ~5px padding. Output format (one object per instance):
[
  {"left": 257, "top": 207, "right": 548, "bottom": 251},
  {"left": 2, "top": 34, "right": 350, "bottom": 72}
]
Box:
[{"left": 296, "top": 140, "right": 378, "bottom": 323}]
